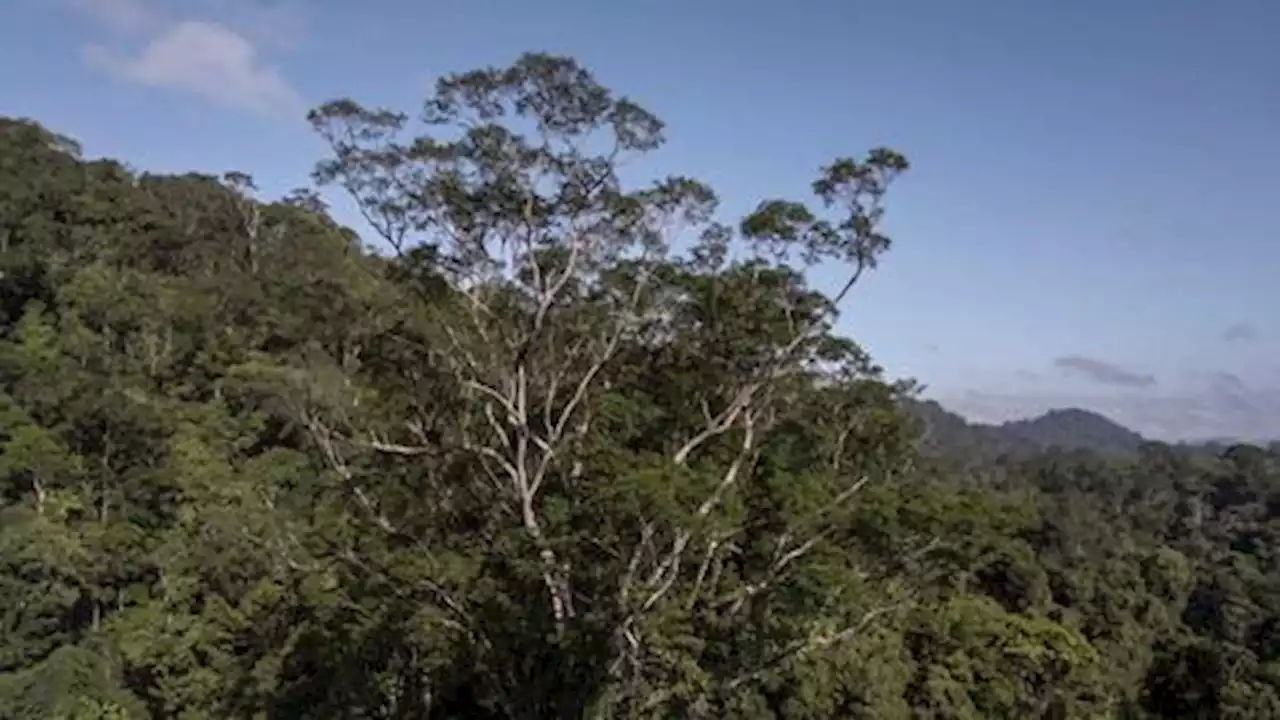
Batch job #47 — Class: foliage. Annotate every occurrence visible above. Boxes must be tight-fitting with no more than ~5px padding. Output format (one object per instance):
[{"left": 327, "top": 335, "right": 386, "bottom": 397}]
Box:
[{"left": 1, "top": 55, "right": 1278, "bottom": 718}]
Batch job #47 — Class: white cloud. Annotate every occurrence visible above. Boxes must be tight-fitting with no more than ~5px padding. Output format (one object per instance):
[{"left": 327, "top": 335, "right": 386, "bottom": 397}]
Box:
[
  {"left": 86, "top": 21, "right": 300, "bottom": 116},
  {"left": 72, "top": 0, "right": 303, "bottom": 117}
]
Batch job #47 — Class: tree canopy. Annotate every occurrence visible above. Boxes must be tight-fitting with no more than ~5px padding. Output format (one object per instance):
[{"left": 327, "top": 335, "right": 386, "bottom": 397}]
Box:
[{"left": 1, "top": 53, "right": 1278, "bottom": 719}]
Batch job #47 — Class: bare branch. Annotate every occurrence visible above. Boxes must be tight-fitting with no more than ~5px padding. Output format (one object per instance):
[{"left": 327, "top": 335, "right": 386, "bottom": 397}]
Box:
[
  {"left": 721, "top": 600, "right": 911, "bottom": 692},
  {"left": 687, "top": 536, "right": 723, "bottom": 610}
]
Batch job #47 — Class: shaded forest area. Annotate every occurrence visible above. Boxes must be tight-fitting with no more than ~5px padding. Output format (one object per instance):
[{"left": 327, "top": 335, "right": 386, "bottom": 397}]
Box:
[{"left": 2, "top": 54, "right": 1279, "bottom": 719}]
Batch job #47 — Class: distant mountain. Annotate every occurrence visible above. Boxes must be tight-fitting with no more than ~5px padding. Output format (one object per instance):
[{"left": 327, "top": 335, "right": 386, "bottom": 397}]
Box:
[
  {"left": 995, "top": 407, "right": 1146, "bottom": 455},
  {"left": 903, "top": 400, "right": 1147, "bottom": 459}
]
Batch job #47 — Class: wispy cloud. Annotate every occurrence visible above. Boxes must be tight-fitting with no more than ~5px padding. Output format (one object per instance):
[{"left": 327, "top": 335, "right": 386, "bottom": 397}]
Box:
[
  {"left": 86, "top": 21, "right": 300, "bottom": 116},
  {"left": 1054, "top": 354, "right": 1156, "bottom": 388},
  {"left": 72, "top": 0, "right": 303, "bottom": 117},
  {"left": 1222, "top": 322, "right": 1259, "bottom": 342}
]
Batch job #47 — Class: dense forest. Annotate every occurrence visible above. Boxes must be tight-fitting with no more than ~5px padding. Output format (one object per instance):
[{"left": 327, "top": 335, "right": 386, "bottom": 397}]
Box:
[{"left": 2, "top": 53, "right": 1279, "bottom": 719}]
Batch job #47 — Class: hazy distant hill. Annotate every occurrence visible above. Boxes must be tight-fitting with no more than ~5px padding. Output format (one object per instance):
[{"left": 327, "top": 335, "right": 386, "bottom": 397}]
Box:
[
  {"left": 904, "top": 400, "right": 1147, "bottom": 458},
  {"left": 996, "top": 407, "right": 1147, "bottom": 454}
]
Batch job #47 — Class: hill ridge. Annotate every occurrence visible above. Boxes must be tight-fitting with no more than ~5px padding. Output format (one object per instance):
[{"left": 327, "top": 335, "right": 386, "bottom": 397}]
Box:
[{"left": 904, "top": 399, "right": 1147, "bottom": 457}]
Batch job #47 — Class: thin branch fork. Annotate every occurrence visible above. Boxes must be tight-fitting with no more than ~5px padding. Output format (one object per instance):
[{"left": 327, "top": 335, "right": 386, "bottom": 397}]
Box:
[
  {"left": 448, "top": 219, "right": 656, "bottom": 636},
  {"left": 721, "top": 600, "right": 911, "bottom": 692},
  {"left": 303, "top": 412, "right": 399, "bottom": 535},
  {"left": 297, "top": 412, "right": 487, "bottom": 646},
  {"left": 687, "top": 535, "right": 724, "bottom": 610},
  {"left": 670, "top": 252, "right": 871, "bottom": 471},
  {"left": 708, "top": 474, "right": 872, "bottom": 617},
  {"left": 635, "top": 410, "right": 759, "bottom": 616},
  {"left": 333, "top": 545, "right": 484, "bottom": 648}
]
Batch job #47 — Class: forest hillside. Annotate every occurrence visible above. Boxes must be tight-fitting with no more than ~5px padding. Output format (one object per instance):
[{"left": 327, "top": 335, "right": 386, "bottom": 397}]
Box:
[{"left": 2, "top": 55, "right": 1279, "bottom": 719}]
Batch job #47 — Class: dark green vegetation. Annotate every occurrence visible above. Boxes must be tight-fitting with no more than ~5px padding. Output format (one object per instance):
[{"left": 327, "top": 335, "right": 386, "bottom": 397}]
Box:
[{"left": 2, "top": 54, "right": 1279, "bottom": 719}]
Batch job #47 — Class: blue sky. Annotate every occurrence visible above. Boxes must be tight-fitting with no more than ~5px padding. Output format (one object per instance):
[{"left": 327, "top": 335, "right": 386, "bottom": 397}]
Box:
[{"left": 3, "top": 0, "right": 1278, "bottom": 440}]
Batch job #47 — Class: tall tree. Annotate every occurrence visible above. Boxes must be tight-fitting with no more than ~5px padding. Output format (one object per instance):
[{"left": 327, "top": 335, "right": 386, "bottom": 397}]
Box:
[{"left": 304, "top": 52, "right": 914, "bottom": 714}]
